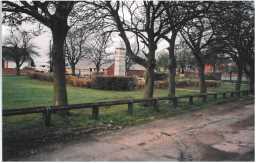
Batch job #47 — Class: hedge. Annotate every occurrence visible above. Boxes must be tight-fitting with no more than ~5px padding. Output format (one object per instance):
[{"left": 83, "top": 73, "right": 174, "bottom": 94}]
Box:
[
  {"left": 153, "top": 79, "right": 221, "bottom": 89},
  {"left": 91, "top": 76, "right": 137, "bottom": 91},
  {"left": 154, "top": 72, "right": 168, "bottom": 81},
  {"left": 27, "top": 72, "right": 221, "bottom": 90},
  {"left": 154, "top": 79, "right": 221, "bottom": 89},
  {"left": 27, "top": 72, "right": 93, "bottom": 88},
  {"left": 205, "top": 73, "right": 222, "bottom": 80},
  {"left": 66, "top": 76, "right": 92, "bottom": 87},
  {"left": 27, "top": 71, "right": 53, "bottom": 82}
]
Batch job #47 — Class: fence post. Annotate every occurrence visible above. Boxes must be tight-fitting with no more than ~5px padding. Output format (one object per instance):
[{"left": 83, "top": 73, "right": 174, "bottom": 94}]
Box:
[
  {"left": 213, "top": 93, "right": 217, "bottom": 100},
  {"left": 230, "top": 92, "right": 234, "bottom": 97},
  {"left": 243, "top": 90, "right": 248, "bottom": 96},
  {"left": 189, "top": 96, "right": 193, "bottom": 105},
  {"left": 202, "top": 94, "right": 207, "bottom": 103},
  {"left": 237, "top": 91, "right": 240, "bottom": 98},
  {"left": 128, "top": 100, "right": 133, "bottom": 115},
  {"left": 222, "top": 92, "right": 226, "bottom": 99},
  {"left": 153, "top": 99, "right": 159, "bottom": 112},
  {"left": 92, "top": 106, "right": 99, "bottom": 120},
  {"left": 44, "top": 107, "right": 51, "bottom": 127},
  {"left": 246, "top": 90, "right": 249, "bottom": 96},
  {"left": 173, "top": 97, "right": 178, "bottom": 108}
]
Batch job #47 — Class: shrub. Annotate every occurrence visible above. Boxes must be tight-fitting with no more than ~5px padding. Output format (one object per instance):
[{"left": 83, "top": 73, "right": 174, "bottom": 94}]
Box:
[
  {"left": 205, "top": 73, "right": 222, "bottom": 80},
  {"left": 205, "top": 80, "right": 221, "bottom": 87},
  {"left": 176, "top": 79, "right": 221, "bottom": 88},
  {"left": 153, "top": 79, "right": 221, "bottom": 89},
  {"left": 154, "top": 72, "right": 168, "bottom": 81},
  {"left": 155, "top": 80, "right": 168, "bottom": 89},
  {"left": 66, "top": 75, "right": 77, "bottom": 85},
  {"left": 136, "top": 78, "right": 145, "bottom": 89},
  {"left": 27, "top": 71, "right": 53, "bottom": 82},
  {"left": 27, "top": 73, "right": 93, "bottom": 88},
  {"left": 92, "top": 76, "right": 137, "bottom": 91},
  {"left": 66, "top": 76, "right": 92, "bottom": 88}
]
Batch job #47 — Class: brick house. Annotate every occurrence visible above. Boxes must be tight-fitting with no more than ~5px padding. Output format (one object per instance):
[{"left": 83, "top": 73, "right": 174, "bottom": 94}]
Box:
[{"left": 104, "top": 63, "right": 145, "bottom": 77}]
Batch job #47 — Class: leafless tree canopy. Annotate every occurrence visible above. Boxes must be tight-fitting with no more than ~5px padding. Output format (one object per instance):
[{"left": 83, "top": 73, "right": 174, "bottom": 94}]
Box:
[
  {"left": 84, "top": 32, "right": 112, "bottom": 73},
  {"left": 3, "top": 29, "right": 39, "bottom": 75},
  {"left": 64, "top": 26, "right": 91, "bottom": 76}
]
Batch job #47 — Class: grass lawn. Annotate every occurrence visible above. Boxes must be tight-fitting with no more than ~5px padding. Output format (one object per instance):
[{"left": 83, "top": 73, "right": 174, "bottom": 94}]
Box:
[
  {"left": 3, "top": 75, "right": 249, "bottom": 130},
  {"left": 3, "top": 75, "right": 202, "bottom": 109}
]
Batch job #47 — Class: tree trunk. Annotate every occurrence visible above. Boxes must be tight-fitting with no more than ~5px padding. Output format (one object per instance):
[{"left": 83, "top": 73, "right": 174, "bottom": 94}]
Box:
[
  {"left": 71, "top": 64, "right": 76, "bottom": 76},
  {"left": 49, "top": 60, "right": 53, "bottom": 72},
  {"left": 235, "top": 66, "right": 242, "bottom": 91},
  {"left": 181, "top": 65, "right": 185, "bottom": 74},
  {"left": 244, "top": 64, "right": 254, "bottom": 93},
  {"left": 198, "top": 63, "right": 207, "bottom": 94},
  {"left": 16, "top": 65, "right": 20, "bottom": 76},
  {"left": 229, "top": 71, "right": 232, "bottom": 81},
  {"left": 96, "top": 64, "right": 100, "bottom": 75},
  {"left": 51, "top": 25, "right": 69, "bottom": 107},
  {"left": 167, "top": 32, "right": 177, "bottom": 97},
  {"left": 248, "top": 60, "right": 254, "bottom": 93},
  {"left": 213, "top": 64, "right": 216, "bottom": 73},
  {"left": 143, "top": 40, "right": 156, "bottom": 99},
  {"left": 144, "top": 67, "right": 154, "bottom": 99},
  {"left": 249, "top": 74, "right": 254, "bottom": 93}
]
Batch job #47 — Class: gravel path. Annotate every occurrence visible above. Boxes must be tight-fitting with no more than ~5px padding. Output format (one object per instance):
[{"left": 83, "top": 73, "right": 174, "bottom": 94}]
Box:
[{"left": 17, "top": 100, "right": 254, "bottom": 161}]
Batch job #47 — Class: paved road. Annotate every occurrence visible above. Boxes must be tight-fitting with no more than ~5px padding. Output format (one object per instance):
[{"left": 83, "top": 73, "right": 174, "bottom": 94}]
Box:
[{"left": 20, "top": 100, "right": 254, "bottom": 161}]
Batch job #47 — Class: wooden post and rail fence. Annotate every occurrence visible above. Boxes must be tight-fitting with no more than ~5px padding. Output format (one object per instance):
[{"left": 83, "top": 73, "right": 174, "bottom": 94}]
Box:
[{"left": 3, "top": 90, "right": 252, "bottom": 127}]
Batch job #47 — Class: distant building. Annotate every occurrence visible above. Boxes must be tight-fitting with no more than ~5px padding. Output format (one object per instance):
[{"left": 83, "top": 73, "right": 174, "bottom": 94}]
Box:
[
  {"left": 104, "top": 63, "right": 145, "bottom": 77},
  {"left": 2, "top": 59, "right": 32, "bottom": 75},
  {"left": 69, "top": 48, "right": 146, "bottom": 78}
]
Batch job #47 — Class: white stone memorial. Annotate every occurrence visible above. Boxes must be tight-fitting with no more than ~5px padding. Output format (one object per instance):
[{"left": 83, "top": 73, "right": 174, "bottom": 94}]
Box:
[{"left": 114, "top": 48, "right": 126, "bottom": 76}]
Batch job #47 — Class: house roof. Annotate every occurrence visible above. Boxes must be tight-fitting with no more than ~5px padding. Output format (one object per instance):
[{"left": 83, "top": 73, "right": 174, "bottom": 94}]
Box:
[
  {"left": 75, "top": 58, "right": 145, "bottom": 71},
  {"left": 129, "top": 64, "right": 146, "bottom": 71},
  {"left": 75, "top": 59, "right": 114, "bottom": 69}
]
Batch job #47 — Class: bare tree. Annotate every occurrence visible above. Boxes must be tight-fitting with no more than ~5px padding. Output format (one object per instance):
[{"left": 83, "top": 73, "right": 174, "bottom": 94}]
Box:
[
  {"left": 85, "top": 32, "right": 111, "bottom": 74},
  {"left": 175, "top": 40, "right": 195, "bottom": 74},
  {"left": 210, "top": 1, "right": 254, "bottom": 92},
  {"left": 161, "top": 1, "right": 211, "bottom": 97},
  {"left": 126, "top": 42, "right": 140, "bottom": 71},
  {"left": 3, "top": 1, "right": 75, "bottom": 106},
  {"left": 156, "top": 50, "right": 169, "bottom": 72},
  {"left": 65, "top": 27, "right": 91, "bottom": 76},
  {"left": 3, "top": 29, "right": 38, "bottom": 75},
  {"left": 180, "top": 17, "right": 215, "bottom": 93},
  {"left": 89, "top": 1, "right": 172, "bottom": 99}
]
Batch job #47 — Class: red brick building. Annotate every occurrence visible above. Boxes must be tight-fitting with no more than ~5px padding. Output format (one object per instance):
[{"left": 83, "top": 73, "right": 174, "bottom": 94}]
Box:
[{"left": 104, "top": 63, "right": 145, "bottom": 77}]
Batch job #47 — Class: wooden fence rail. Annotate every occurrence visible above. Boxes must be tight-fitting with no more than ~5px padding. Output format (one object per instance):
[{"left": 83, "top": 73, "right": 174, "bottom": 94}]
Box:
[{"left": 3, "top": 90, "right": 251, "bottom": 127}]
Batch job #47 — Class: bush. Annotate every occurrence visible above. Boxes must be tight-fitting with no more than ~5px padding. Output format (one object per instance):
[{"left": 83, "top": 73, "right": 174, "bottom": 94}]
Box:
[
  {"left": 176, "top": 79, "right": 191, "bottom": 87},
  {"left": 155, "top": 80, "right": 168, "bottom": 89},
  {"left": 205, "top": 80, "right": 221, "bottom": 87},
  {"left": 27, "top": 71, "right": 53, "bottom": 82},
  {"left": 205, "top": 73, "right": 222, "bottom": 80},
  {"left": 27, "top": 73, "right": 93, "bottom": 88},
  {"left": 66, "top": 75, "right": 92, "bottom": 88},
  {"left": 91, "top": 76, "right": 137, "bottom": 91},
  {"left": 176, "top": 79, "right": 221, "bottom": 88},
  {"left": 154, "top": 72, "right": 168, "bottom": 81},
  {"left": 136, "top": 78, "right": 145, "bottom": 89},
  {"left": 153, "top": 79, "right": 221, "bottom": 89}
]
